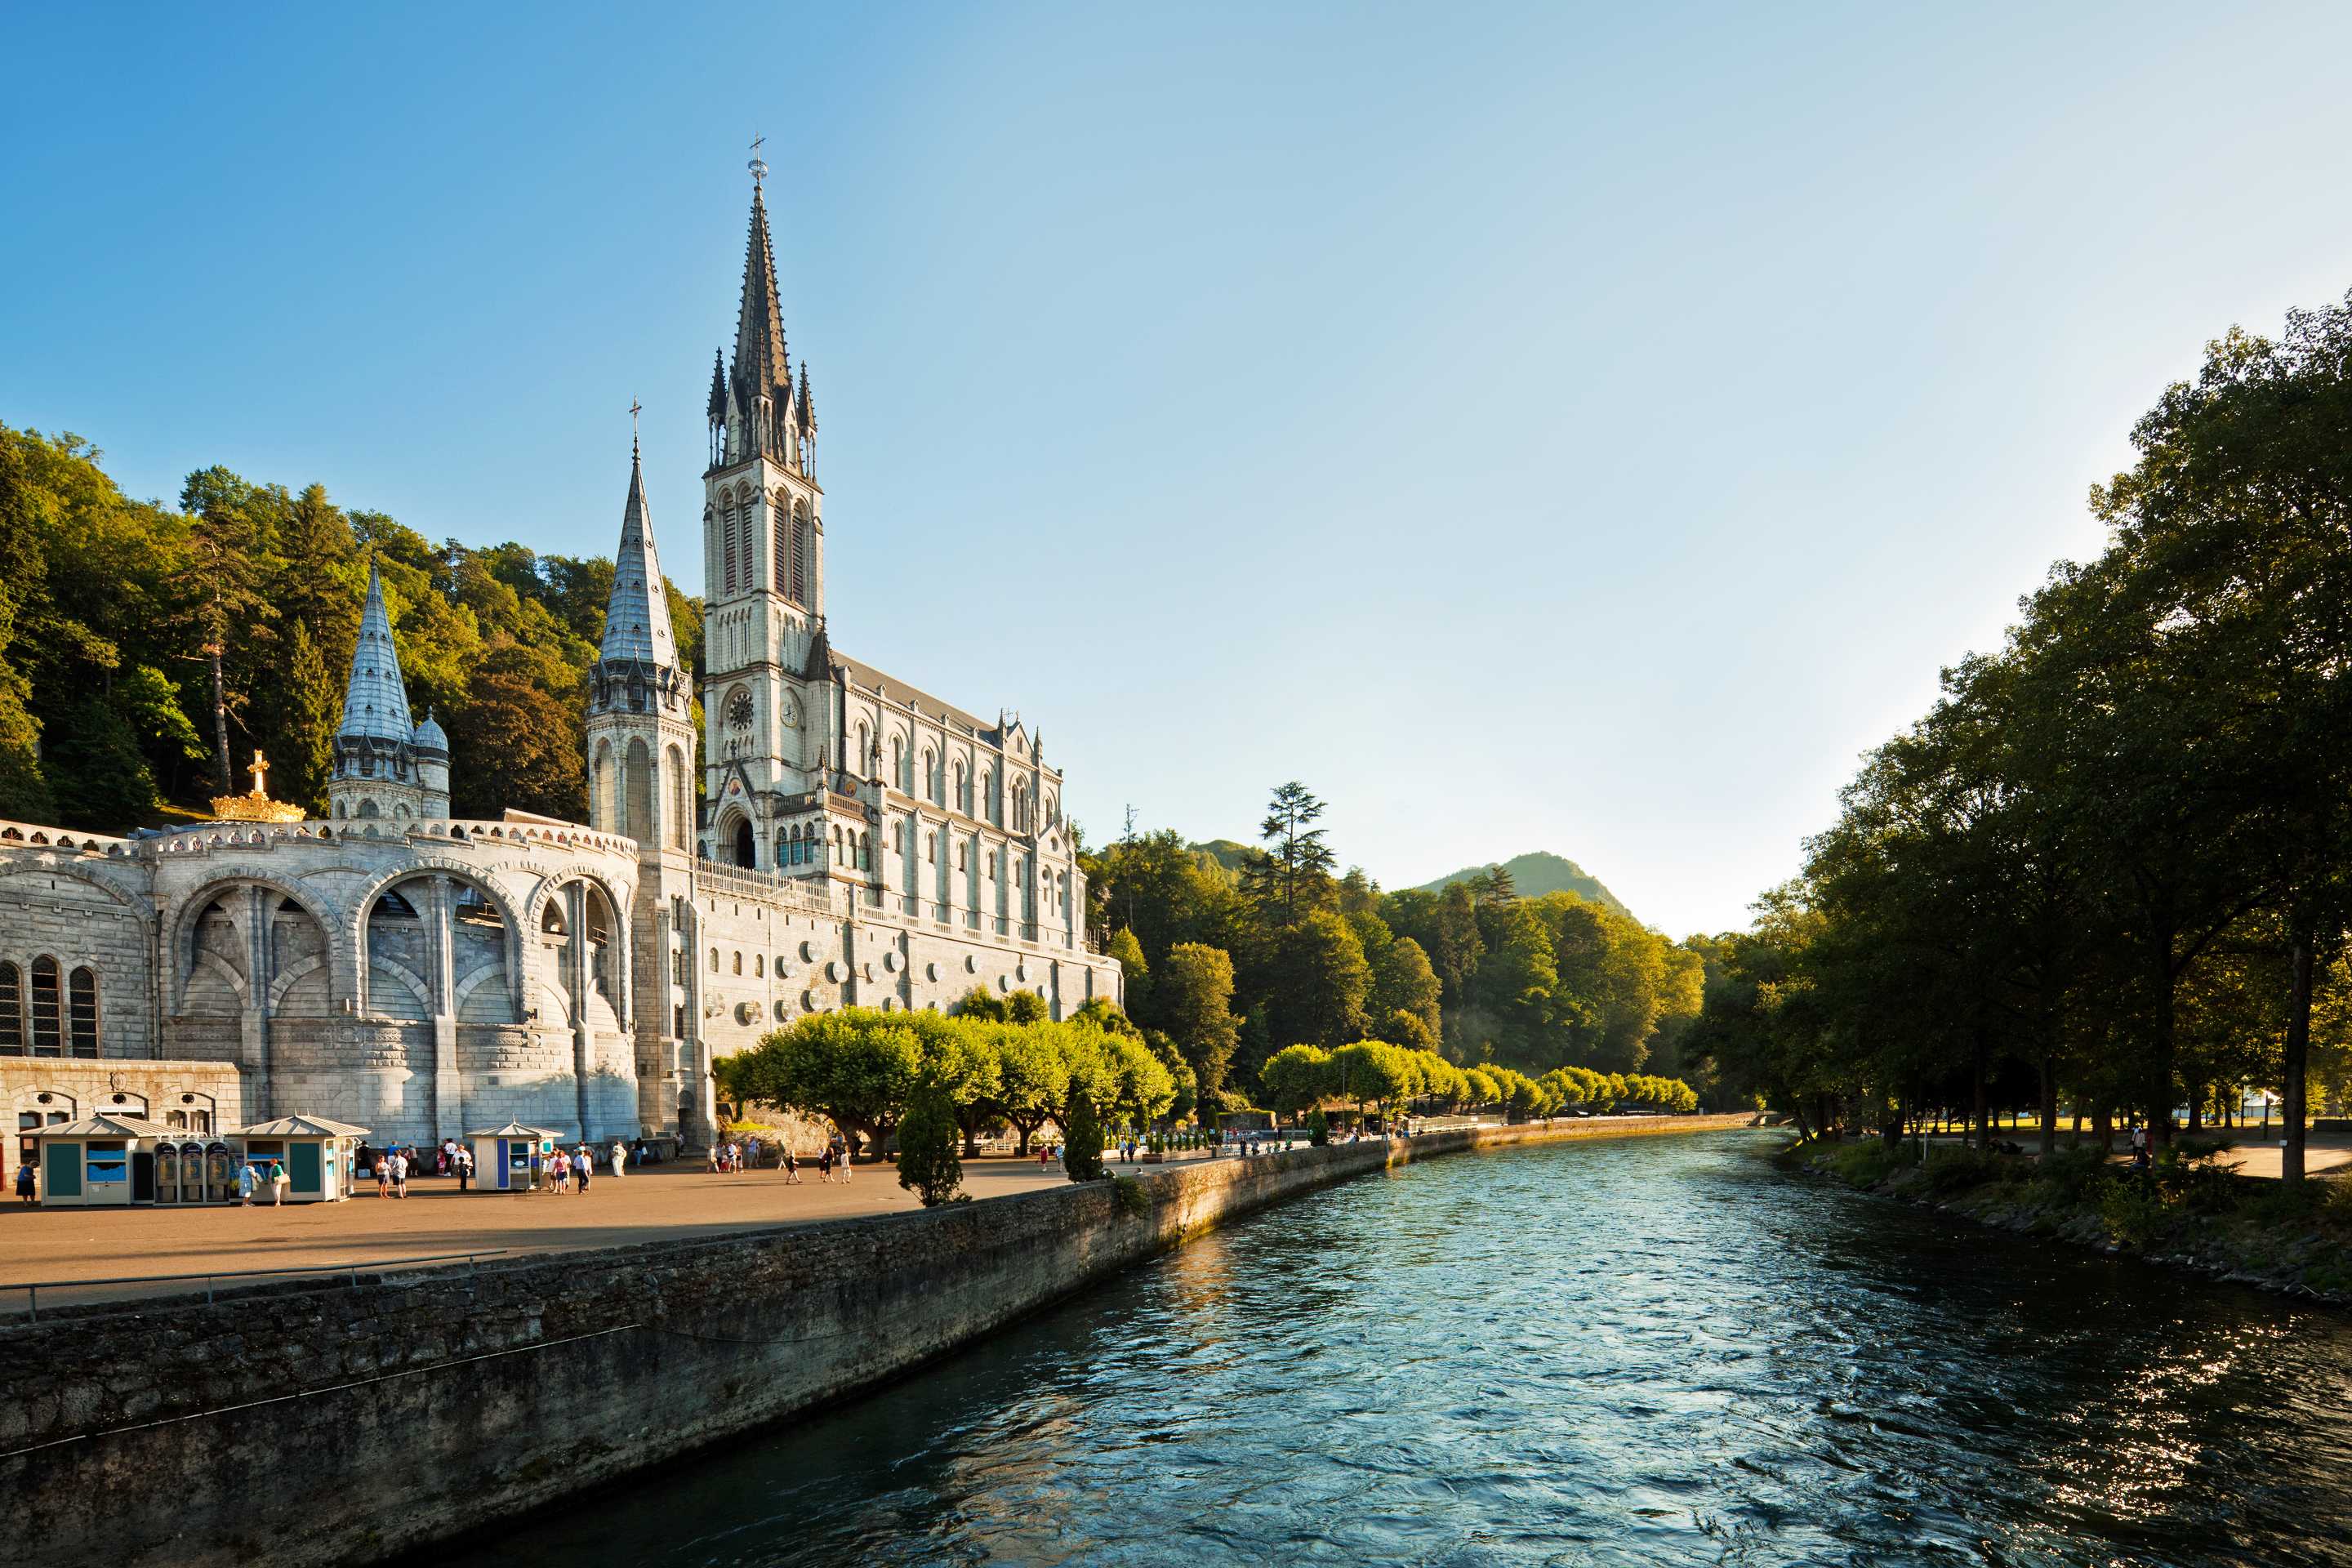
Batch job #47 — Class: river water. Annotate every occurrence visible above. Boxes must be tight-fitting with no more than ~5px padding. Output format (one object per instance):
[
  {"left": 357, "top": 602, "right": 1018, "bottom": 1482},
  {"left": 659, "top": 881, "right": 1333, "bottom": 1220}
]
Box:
[{"left": 451, "top": 1132, "right": 2352, "bottom": 1566}]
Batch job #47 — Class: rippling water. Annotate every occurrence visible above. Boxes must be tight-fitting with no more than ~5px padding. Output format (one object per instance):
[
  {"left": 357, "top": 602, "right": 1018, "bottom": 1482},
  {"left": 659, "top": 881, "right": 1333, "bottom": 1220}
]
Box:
[{"left": 452, "top": 1132, "right": 2352, "bottom": 1566}]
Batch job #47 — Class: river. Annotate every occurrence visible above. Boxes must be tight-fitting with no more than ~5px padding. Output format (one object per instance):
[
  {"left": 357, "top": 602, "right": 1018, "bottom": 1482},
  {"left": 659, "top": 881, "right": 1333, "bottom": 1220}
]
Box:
[{"left": 449, "top": 1130, "right": 2352, "bottom": 1566}]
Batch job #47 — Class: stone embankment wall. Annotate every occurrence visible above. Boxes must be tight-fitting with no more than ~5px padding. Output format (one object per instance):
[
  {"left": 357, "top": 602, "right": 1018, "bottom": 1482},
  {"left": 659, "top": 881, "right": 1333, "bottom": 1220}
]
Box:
[{"left": 0, "top": 1113, "right": 1752, "bottom": 1568}]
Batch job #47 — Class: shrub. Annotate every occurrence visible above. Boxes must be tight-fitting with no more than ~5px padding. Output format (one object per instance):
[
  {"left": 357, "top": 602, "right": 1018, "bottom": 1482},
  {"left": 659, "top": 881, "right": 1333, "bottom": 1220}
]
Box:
[
  {"left": 2100, "top": 1177, "right": 2173, "bottom": 1249},
  {"left": 1307, "top": 1107, "right": 1330, "bottom": 1147},
  {"left": 1918, "top": 1145, "right": 2013, "bottom": 1198},
  {"left": 1111, "top": 1174, "right": 1151, "bottom": 1218}
]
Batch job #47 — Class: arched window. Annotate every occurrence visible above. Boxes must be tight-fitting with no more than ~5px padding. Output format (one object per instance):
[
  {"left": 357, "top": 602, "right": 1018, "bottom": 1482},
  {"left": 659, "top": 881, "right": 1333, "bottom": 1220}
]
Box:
[
  {"left": 790, "top": 503, "right": 808, "bottom": 603},
  {"left": 709, "top": 947, "right": 719, "bottom": 973},
  {"left": 733, "top": 951, "right": 742, "bottom": 976},
  {"left": 953, "top": 762, "right": 968, "bottom": 813},
  {"left": 858, "top": 833, "right": 871, "bottom": 871},
  {"left": 723, "top": 506, "right": 739, "bottom": 596},
  {"left": 755, "top": 954, "right": 764, "bottom": 977},
  {"left": 733, "top": 817, "right": 756, "bottom": 868},
  {"left": 68, "top": 967, "right": 98, "bottom": 1058},
  {"left": 956, "top": 842, "right": 967, "bottom": 873},
  {"left": 29, "top": 957, "right": 61, "bottom": 1056},
  {"left": 890, "top": 736, "right": 904, "bottom": 791},
  {"left": 0, "top": 960, "right": 20, "bottom": 1054},
  {"left": 924, "top": 831, "right": 937, "bottom": 864},
  {"left": 858, "top": 724, "right": 871, "bottom": 775},
  {"left": 773, "top": 500, "right": 789, "bottom": 592},
  {"left": 920, "top": 748, "right": 935, "bottom": 803},
  {"left": 668, "top": 746, "right": 691, "bottom": 850}
]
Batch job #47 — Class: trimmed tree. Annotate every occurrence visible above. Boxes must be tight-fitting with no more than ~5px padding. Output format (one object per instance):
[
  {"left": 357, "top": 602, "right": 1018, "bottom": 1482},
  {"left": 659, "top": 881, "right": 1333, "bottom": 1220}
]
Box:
[
  {"left": 895, "top": 1085, "right": 964, "bottom": 1206},
  {"left": 1064, "top": 1093, "right": 1107, "bottom": 1181}
]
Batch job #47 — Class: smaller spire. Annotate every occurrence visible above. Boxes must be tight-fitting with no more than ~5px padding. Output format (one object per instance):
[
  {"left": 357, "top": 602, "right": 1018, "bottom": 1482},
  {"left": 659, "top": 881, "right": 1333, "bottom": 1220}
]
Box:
[
  {"left": 795, "top": 362, "right": 815, "bottom": 431},
  {"left": 337, "top": 559, "right": 415, "bottom": 741},
  {"left": 706, "top": 350, "right": 727, "bottom": 424},
  {"left": 599, "top": 443, "right": 680, "bottom": 671}
]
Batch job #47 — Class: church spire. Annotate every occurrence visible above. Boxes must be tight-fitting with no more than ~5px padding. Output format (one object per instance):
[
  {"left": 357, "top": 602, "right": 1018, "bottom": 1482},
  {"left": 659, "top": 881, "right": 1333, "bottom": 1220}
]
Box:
[
  {"left": 726, "top": 178, "right": 791, "bottom": 463},
  {"left": 337, "top": 559, "right": 414, "bottom": 741},
  {"left": 600, "top": 442, "right": 679, "bottom": 671}
]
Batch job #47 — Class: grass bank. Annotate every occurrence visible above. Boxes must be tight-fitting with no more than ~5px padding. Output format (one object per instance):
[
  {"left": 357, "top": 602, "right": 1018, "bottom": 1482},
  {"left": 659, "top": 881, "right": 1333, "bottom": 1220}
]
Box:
[{"left": 1782, "top": 1134, "right": 2352, "bottom": 1305}]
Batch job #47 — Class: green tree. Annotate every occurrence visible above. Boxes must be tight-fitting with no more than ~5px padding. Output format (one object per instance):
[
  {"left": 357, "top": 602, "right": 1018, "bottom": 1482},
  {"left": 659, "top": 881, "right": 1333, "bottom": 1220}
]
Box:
[
  {"left": 1157, "top": 942, "right": 1240, "bottom": 1120},
  {"left": 1265, "top": 910, "right": 1370, "bottom": 1051},
  {"left": 1241, "top": 780, "right": 1337, "bottom": 927},
  {"left": 447, "top": 662, "right": 586, "bottom": 821},
  {"left": 1370, "top": 935, "right": 1443, "bottom": 1045},
  {"left": 894, "top": 1085, "right": 964, "bottom": 1206},
  {"left": 46, "top": 694, "right": 157, "bottom": 829},
  {"left": 1063, "top": 1091, "right": 1107, "bottom": 1181}
]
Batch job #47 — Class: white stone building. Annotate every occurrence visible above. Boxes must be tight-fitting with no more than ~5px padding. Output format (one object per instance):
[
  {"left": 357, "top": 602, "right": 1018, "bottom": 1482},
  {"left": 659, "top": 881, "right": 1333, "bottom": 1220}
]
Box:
[{"left": 0, "top": 169, "right": 1120, "bottom": 1162}]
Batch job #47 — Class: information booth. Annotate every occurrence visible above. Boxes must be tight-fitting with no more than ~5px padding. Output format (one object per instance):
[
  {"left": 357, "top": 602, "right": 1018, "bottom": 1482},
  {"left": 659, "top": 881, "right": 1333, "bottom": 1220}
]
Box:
[
  {"left": 466, "top": 1121, "right": 563, "bottom": 1192},
  {"left": 154, "top": 1137, "right": 240, "bottom": 1205},
  {"left": 230, "top": 1116, "right": 369, "bottom": 1202},
  {"left": 32, "top": 1113, "right": 170, "bottom": 1206}
]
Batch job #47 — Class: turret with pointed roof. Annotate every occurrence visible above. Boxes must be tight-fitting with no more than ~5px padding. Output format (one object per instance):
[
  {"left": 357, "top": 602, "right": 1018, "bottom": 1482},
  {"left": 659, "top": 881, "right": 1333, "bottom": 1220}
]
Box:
[
  {"left": 586, "top": 439, "right": 693, "bottom": 850},
  {"left": 327, "top": 559, "right": 448, "bottom": 822}
]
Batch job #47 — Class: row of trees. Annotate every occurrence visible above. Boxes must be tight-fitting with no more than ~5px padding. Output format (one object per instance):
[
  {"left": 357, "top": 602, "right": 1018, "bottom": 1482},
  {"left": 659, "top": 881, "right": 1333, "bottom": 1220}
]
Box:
[
  {"left": 1081, "top": 787, "right": 1709, "bottom": 1117},
  {"left": 1688, "top": 291, "right": 2352, "bottom": 1184},
  {"left": 0, "top": 425, "right": 699, "bottom": 828},
  {"left": 715, "top": 993, "right": 1177, "bottom": 1161},
  {"left": 1260, "top": 1040, "right": 1698, "bottom": 1123}
]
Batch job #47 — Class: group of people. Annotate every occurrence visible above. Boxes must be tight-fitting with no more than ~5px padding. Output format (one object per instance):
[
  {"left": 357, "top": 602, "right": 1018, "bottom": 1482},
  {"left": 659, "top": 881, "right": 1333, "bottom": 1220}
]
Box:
[{"left": 531, "top": 1142, "right": 622, "bottom": 1194}]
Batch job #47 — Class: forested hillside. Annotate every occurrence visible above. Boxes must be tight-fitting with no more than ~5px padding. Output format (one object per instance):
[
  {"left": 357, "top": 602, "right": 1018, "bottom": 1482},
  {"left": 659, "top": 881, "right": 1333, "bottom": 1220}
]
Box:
[
  {"left": 0, "top": 424, "right": 701, "bottom": 830},
  {"left": 1084, "top": 783, "right": 1709, "bottom": 1112},
  {"left": 1414, "top": 851, "right": 1633, "bottom": 920}
]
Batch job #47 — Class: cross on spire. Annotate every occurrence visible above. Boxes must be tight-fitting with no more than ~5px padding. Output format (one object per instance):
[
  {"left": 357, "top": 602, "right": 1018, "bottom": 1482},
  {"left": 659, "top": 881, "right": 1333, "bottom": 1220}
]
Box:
[
  {"left": 630, "top": 398, "right": 642, "bottom": 455},
  {"left": 748, "top": 131, "right": 768, "bottom": 188}
]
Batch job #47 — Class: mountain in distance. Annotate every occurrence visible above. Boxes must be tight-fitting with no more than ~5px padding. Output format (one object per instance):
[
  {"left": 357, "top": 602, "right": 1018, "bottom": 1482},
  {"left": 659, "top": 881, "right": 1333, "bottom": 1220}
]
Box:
[{"left": 1411, "top": 852, "right": 1635, "bottom": 920}]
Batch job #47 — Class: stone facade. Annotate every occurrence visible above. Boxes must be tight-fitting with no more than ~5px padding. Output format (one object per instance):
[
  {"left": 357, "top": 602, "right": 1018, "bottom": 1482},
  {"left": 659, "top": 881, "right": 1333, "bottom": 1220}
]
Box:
[{"left": 0, "top": 168, "right": 1120, "bottom": 1152}]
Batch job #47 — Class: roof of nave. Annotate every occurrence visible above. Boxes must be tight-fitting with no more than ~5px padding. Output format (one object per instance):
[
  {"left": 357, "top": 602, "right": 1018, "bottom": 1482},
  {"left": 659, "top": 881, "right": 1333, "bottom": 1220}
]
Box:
[
  {"left": 599, "top": 443, "right": 681, "bottom": 670},
  {"left": 338, "top": 560, "right": 416, "bottom": 742},
  {"left": 824, "top": 648, "right": 1054, "bottom": 770}
]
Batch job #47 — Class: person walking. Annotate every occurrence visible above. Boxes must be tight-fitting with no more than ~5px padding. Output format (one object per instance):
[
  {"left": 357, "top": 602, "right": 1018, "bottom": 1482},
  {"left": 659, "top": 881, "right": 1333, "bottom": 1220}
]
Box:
[
  {"left": 574, "top": 1143, "right": 594, "bottom": 1194},
  {"left": 706, "top": 1141, "right": 721, "bottom": 1174},
  {"left": 835, "top": 1139, "right": 853, "bottom": 1183},
  {"left": 455, "top": 1146, "right": 473, "bottom": 1192},
  {"left": 612, "top": 1138, "right": 630, "bottom": 1178},
  {"left": 241, "top": 1159, "right": 260, "bottom": 1205},
  {"left": 16, "top": 1157, "right": 36, "bottom": 1204},
  {"left": 268, "top": 1159, "right": 289, "bottom": 1207},
  {"left": 817, "top": 1145, "right": 833, "bottom": 1183},
  {"left": 782, "top": 1146, "right": 800, "bottom": 1184},
  {"left": 550, "top": 1147, "right": 571, "bottom": 1195},
  {"left": 390, "top": 1148, "right": 410, "bottom": 1200}
]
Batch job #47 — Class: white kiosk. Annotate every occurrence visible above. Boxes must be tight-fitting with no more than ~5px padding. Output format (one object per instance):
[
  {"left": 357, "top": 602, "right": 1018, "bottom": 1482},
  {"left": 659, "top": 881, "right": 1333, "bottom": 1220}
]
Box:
[
  {"left": 30, "top": 1113, "right": 171, "bottom": 1206},
  {"left": 467, "top": 1121, "right": 563, "bottom": 1192},
  {"left": 230, "top": 1116, "right": 370, "bottom": 1202}
]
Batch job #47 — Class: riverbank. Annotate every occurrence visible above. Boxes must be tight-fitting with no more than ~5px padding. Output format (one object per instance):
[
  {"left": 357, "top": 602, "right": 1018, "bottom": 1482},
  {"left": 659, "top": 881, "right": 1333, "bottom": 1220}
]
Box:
[
  {"left": 2, "top": 1113, "right": 1752, "bottom": 1568},
  {"left": 1782, "top": 1135, "right": 2352, "bottom": 1307}
]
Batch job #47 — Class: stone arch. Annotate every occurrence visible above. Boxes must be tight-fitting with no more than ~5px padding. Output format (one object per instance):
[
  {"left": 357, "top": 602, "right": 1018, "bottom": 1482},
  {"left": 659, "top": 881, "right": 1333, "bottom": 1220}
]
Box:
[
  {"left": 169, "top": 876, "right": 337, "bottom": 1015},
  {"left": 266, "top": 952, "right": 327, "bottom": 1014},
  {"left": 355, "top": 866, "right": 525, "bottom": 1021}
]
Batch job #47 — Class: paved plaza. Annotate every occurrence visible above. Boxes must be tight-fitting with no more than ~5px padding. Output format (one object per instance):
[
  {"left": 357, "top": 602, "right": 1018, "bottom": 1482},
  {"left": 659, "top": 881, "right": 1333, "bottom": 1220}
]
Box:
[{"left": 0, "top": 1149, "right": 1228, "bottom": 1312}]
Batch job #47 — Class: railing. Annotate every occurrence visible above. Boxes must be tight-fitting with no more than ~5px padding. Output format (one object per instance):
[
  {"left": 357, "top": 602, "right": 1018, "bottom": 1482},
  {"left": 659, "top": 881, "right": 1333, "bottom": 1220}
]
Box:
[
  {"left": 0, "top": 820, "right": 129, "bottom": 855},
  {"left": 693, "top": 862, "right": 845, "bottom": 914},
  {"left": 3, "top": 1249, "right": 512, "bottom": 1322}
]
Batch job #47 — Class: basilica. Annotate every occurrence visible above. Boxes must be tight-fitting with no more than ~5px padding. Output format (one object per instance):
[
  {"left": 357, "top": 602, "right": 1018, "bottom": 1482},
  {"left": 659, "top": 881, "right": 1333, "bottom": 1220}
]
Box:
[{"left": 0, "top": 168, "right": 1120, "bottom": 1155}]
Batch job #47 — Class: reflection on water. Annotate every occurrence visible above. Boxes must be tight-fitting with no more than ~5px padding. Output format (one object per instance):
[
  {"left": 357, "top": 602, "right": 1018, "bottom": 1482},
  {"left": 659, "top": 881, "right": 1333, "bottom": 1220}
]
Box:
[{"left": 449, "top": 1134, "right": 2352, "bottom": 1566}]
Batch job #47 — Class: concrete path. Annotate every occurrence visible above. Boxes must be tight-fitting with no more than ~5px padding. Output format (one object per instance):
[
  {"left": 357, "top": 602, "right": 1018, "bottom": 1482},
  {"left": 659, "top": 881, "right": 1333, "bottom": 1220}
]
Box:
[{"left": 0, "top": 1149, "right": 1230, "bottom": 1312}]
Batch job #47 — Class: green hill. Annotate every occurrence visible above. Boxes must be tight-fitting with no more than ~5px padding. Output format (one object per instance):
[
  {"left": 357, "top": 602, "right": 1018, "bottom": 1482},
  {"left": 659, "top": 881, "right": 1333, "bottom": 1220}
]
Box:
[{"left": 1411, "top": 852, "right": 1634, "bottom": 920}]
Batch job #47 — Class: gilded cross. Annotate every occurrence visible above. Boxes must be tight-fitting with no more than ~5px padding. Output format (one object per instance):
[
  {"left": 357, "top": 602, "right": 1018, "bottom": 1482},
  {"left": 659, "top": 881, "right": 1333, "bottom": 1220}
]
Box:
[{"left": 248, "top": 749, "right": 270, "bottom": 798}]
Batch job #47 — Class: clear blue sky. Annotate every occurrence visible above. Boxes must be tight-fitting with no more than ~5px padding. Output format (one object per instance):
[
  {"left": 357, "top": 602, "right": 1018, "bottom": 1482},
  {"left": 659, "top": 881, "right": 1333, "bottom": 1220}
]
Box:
[{"left": 7, "top": 2, "right": 2350, "bottom": 935}]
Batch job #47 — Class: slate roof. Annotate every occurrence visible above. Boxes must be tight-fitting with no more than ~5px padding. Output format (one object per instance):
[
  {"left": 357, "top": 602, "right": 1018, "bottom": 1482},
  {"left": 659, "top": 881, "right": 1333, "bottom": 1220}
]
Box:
[
  {"left": 232, "top": 1114, "right": 372, "bottom": 1138},
  {"left": 338, "top": 561, "right": 416, "bottom": 741},
  {"left": 599, "top": 445, "right": 680, "bottom": 669}
]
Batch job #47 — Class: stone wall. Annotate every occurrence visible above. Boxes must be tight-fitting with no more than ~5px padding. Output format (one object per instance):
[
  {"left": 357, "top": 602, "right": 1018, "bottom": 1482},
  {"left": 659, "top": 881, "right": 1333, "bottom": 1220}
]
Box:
[
  {"left": 0, "top": 1115, "right": 1750, "bottom": 1568},
  {"left": 5, "top": 1058, "right": 251, "bottom": 1147}
]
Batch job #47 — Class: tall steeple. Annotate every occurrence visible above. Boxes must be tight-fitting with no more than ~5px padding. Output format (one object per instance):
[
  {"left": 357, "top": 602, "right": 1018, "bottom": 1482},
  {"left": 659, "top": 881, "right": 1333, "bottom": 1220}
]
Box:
[
  {"left": 339, "top": 560, "right": 414, "bottom": 741},
  {"left": 720, "top": 171, "right": 795, "bottom": 468},
  {"left": 600, "top": 439, "right": 680, "bottom": 671}
]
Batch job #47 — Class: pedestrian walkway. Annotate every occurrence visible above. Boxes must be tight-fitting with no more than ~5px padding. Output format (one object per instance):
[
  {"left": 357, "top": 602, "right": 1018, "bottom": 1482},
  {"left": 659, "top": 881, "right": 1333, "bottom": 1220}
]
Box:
[{"left": 0, "top": 1155, "right": 1086, "bottom": 1310}]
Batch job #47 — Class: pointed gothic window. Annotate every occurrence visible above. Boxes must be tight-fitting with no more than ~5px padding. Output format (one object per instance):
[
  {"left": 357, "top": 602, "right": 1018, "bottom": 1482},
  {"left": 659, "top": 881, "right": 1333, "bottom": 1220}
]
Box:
[
  {"left": 773, "top": 501, "right": 788, "bottom": 593},
  {"left": 723, "top": 507, "right": 738, "bottom": 596},
  {"left": 790, "top": 504, "right": 808, "bottom": 603},
  {"left": 0, "top": 961, "right": 20, "bottom": 1054}
]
